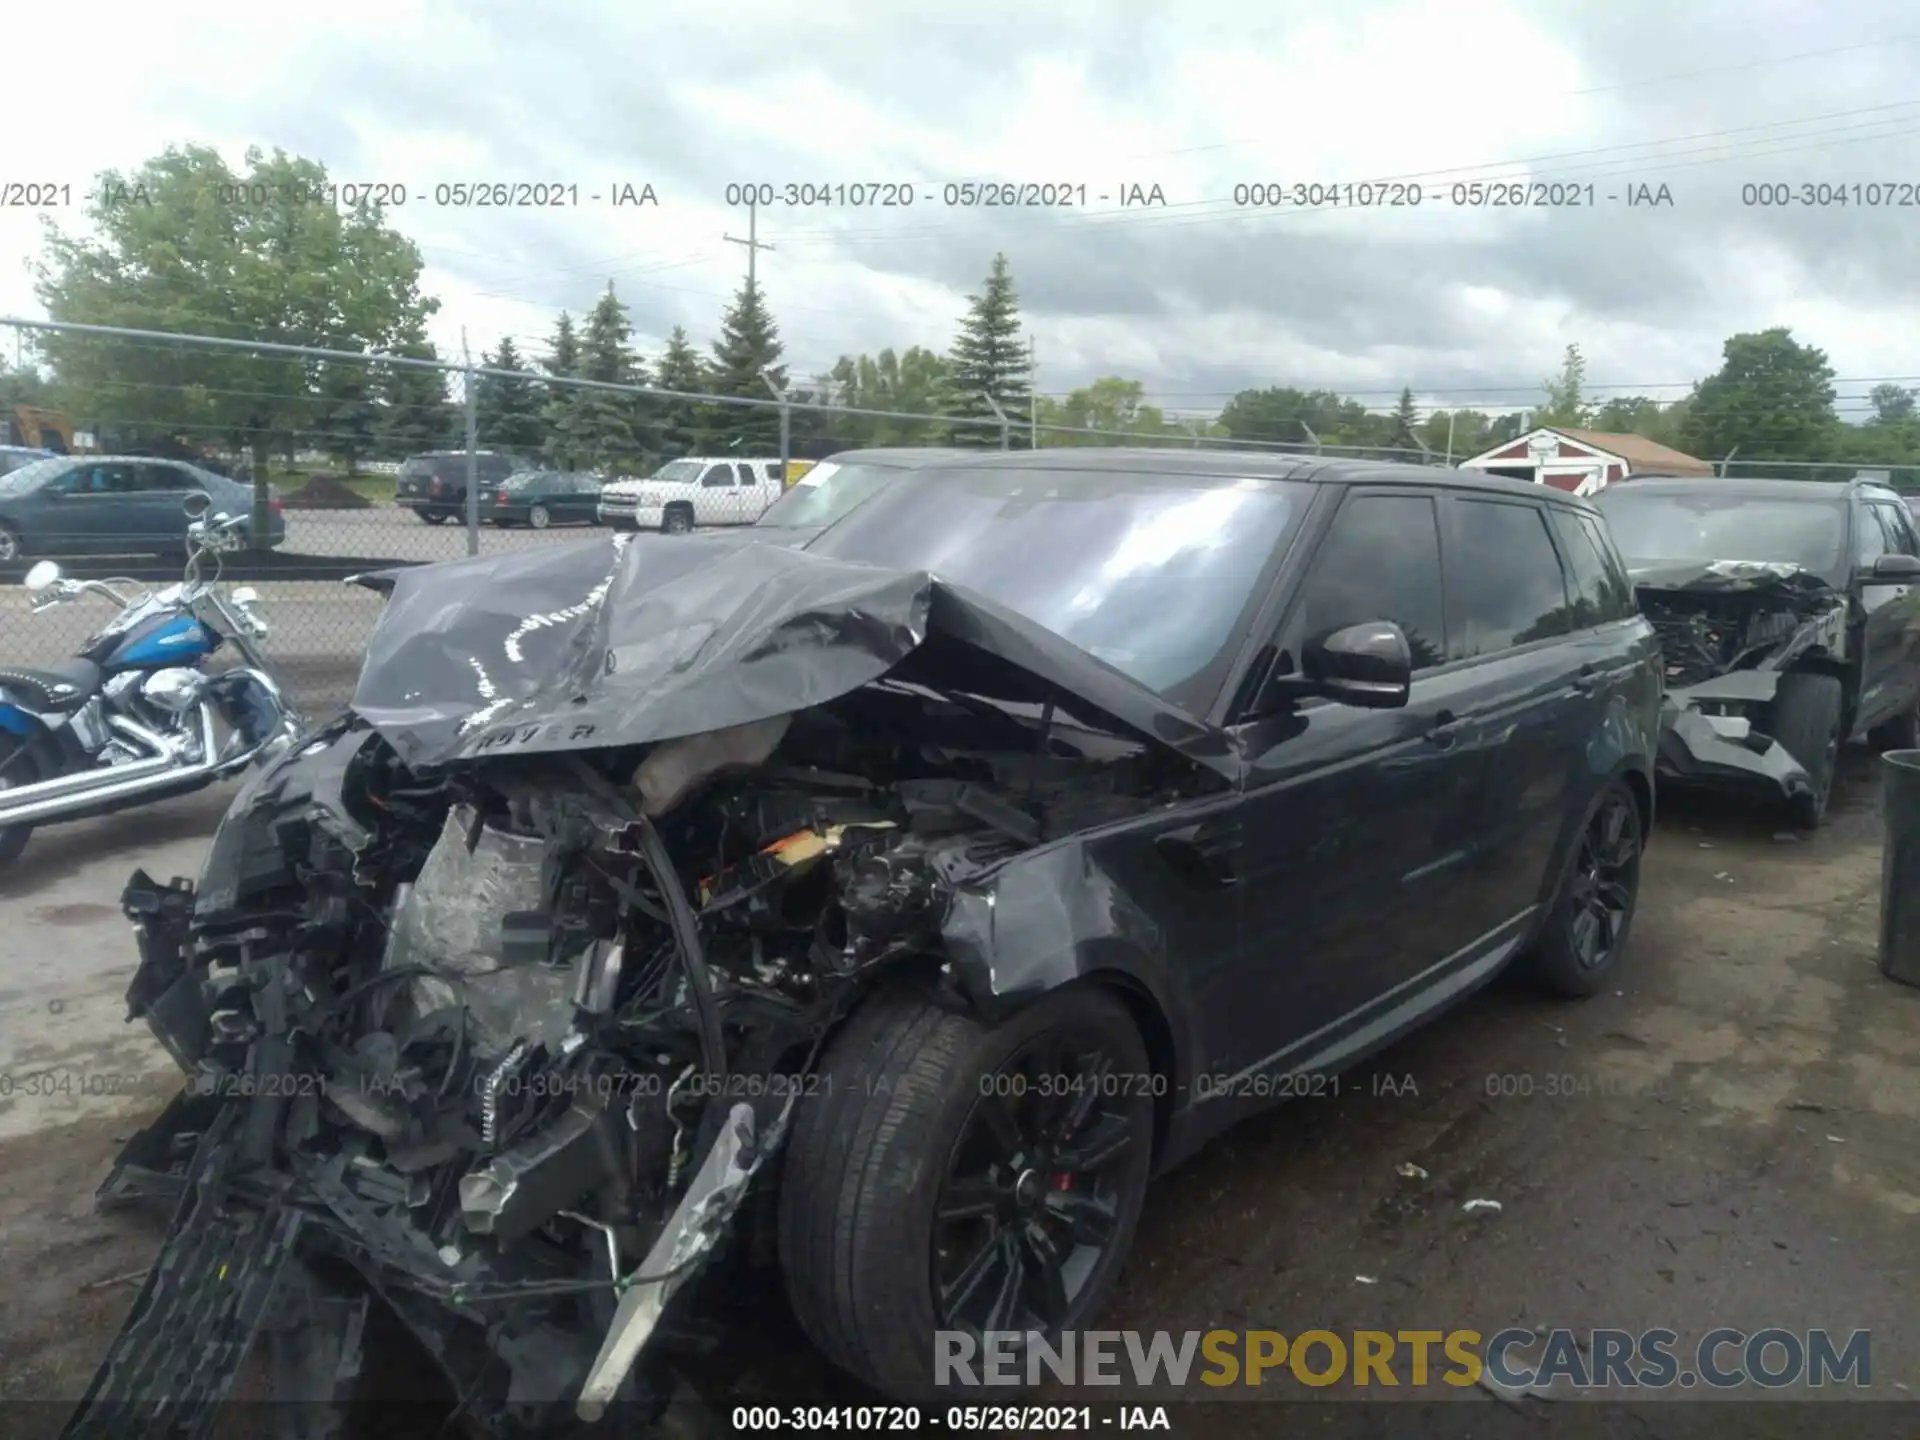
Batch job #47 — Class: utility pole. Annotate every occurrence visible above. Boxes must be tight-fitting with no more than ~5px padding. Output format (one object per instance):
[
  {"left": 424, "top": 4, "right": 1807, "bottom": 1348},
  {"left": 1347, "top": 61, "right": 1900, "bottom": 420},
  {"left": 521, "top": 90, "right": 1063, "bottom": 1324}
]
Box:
[
  {"left": 723, "top": 199, "right": 775, "bottom": 291},
  {"left": 1029, "top": 333, "right": 1038, "bottom": 449}
]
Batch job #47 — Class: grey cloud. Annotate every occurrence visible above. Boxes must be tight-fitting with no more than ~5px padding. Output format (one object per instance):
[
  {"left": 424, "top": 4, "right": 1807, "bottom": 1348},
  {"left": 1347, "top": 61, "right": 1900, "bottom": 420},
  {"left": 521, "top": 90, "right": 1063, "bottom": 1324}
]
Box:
[{"left": 169, "top": 0, "right": 1920, "bottom": 400}]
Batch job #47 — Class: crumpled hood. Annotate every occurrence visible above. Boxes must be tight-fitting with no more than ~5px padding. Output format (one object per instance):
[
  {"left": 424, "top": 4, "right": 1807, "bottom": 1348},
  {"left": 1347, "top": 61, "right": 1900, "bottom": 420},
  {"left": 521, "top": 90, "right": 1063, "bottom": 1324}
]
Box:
[
  {"left": 1627, "top": 559, "right": 1839, "bottom": 597},
  {"left": 349, "top": 530, "right": 1237, "bottom": 777}
]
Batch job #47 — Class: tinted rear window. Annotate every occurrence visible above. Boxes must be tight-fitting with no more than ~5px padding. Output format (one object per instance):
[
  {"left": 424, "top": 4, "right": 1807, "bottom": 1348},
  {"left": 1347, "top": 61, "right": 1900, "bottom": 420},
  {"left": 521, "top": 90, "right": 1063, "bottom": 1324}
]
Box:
[{"left": 1445, "top": 498, "right": 1575, "bottom": 657}]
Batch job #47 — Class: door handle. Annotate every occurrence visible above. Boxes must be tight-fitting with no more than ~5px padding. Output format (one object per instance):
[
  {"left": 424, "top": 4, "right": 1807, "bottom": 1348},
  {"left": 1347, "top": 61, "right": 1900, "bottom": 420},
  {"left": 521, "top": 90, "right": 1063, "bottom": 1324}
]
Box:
[
  {"left": 1156, "top": 823, "right": 1237, "bottom": 889},
  {"left": 1424, "top": 708, "right": 1461, "bottom": 748},
  {"left": 1572, "top": 665, "right": 1604, "bottom": 694}
]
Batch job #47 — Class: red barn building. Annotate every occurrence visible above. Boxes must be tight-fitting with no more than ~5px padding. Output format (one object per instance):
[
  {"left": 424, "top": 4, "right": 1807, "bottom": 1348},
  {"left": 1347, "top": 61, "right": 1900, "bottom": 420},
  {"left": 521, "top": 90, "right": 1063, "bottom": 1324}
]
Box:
[{"left": 1459, "top": 427, "right": 1713, "bottom": 496}]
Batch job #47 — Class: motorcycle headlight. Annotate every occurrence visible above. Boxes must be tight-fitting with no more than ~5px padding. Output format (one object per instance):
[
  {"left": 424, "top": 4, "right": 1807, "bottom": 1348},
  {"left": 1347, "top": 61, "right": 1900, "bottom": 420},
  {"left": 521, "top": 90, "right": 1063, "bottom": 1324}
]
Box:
[{"left": 142, "top": 668, "right": 207, "bottom": 713}]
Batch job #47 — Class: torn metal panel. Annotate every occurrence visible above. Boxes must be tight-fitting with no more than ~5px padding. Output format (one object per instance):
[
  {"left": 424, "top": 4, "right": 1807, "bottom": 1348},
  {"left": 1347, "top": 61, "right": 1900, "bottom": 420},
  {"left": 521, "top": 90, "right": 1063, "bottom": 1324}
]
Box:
[{"left": 575, "top": 1101, "right": 762, "bottom": 1421}]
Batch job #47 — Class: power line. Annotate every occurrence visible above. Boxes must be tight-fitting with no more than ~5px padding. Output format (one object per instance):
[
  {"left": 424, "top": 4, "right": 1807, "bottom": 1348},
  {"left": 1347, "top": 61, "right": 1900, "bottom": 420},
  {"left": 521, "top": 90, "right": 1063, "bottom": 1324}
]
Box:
[{"left": 1127, "top": 33, "right": 1920, "bottom": 160}]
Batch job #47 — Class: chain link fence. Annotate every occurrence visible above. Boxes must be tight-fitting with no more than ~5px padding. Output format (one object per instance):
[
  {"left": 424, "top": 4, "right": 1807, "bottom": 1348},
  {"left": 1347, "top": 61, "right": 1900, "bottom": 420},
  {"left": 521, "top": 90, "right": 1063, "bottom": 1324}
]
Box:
[
  {"left": 1718, "top": 457, "right": 1920, "bottom": 486},
  {"left": 0, "top": 316, "right": 1451, "bottom": 715}
]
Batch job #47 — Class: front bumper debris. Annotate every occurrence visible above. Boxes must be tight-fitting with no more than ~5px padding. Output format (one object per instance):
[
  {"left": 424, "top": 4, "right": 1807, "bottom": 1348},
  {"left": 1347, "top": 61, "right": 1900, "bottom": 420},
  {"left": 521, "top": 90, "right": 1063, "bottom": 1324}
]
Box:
[{"left": 1656, "top": 700, "right": 1812, "bottom": 803}]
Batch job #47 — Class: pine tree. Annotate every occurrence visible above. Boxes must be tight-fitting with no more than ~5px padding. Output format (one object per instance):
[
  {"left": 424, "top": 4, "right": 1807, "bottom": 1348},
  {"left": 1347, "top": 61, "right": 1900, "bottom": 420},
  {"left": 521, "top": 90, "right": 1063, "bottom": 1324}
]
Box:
[
  {"left": 375, "top": 326, "right": 456, "bottom": 457},
  {"left": 704, "top": 278, "right": 787, "bottom": 451},
  {"left": 540, "top": 311, "right": 581, "bottom": 467},
  {"left": 1390, "top": 387, "right": 1419, "bottom": 449},
  {"left": 315, "top": 354, "right": 380, "bottom": 474},
  {"left": 473, "top": 336, "right": 545, "bottom": 458},
  {"left": 561, "top": 283, "right": 647, "bottom": 470},
  {"left": 943, "top": 254, "right": 1031, "bottom": 447},
  {"left": 654, "top": 325, "right": 708, "bottom": 458}
]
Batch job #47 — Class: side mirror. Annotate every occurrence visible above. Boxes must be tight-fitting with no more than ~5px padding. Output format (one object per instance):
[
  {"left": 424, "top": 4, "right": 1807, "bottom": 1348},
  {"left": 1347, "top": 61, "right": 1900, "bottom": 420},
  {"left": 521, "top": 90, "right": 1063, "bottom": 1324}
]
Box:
[
  {"left": 1872, "top": 552, "right": 1920, "bottom": 580},
  {"left": 182, "top": 491, "right": 211, "bottom": 518},
  {"left": 24, "top": 560, "right": 61, "bottom": 592},
  {"left": 1301, "top": 621, "right": 1414, "bottom": 709},
  {"left": 230, "top": 586, "right": 259, "bottom": 605}
]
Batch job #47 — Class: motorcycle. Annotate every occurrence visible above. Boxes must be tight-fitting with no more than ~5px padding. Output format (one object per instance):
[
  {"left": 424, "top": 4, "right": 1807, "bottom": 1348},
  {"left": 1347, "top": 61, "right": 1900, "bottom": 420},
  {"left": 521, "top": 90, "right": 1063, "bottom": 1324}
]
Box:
[{"left": 0, "top": 492, "right": 305, "bottom": 868}]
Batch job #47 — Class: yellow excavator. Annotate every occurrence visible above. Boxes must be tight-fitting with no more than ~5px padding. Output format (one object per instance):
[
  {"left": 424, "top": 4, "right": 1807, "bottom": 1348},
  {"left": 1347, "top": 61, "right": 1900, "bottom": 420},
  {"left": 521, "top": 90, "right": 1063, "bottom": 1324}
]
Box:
[{"left": 8, "top": 405, "right": 74, "bottom": 452}]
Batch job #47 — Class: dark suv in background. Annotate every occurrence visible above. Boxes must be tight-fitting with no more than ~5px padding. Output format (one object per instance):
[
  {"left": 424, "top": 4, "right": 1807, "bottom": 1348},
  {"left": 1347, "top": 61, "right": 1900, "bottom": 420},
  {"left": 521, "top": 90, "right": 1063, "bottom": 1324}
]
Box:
[
  {"left": 395, "top": 451, "right": 523, "bottom": 524},
  {"left": 1591, "top": 474, "right": 1920, "bottom": 826}
]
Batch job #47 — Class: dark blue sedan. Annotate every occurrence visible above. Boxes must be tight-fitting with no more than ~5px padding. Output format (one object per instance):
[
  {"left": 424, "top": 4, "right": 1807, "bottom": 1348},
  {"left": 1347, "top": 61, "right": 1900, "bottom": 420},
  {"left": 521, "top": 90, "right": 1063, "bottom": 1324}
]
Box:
[{"left": 0, "top": 455, "right": 286, "bottom": 562}]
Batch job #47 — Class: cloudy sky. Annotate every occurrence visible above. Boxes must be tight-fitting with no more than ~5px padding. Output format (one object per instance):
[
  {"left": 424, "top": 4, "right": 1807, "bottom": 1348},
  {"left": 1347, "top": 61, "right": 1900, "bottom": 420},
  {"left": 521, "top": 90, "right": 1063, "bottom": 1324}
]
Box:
[{"left": 1, "top": 0, "right": 1916, "bottom": 425}]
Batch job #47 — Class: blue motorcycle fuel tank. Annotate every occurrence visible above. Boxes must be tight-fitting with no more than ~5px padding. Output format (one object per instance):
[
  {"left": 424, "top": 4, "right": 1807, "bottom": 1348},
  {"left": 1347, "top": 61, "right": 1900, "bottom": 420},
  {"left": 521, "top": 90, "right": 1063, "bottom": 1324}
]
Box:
[{"left": 97, "top": 613, "right": 219, "bottom": 669}]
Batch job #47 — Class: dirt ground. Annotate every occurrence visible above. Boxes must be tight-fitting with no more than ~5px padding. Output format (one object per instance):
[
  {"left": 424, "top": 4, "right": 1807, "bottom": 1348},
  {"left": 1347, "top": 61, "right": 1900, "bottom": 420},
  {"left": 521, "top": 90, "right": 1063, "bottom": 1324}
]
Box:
[{"left": 1, "top": 755, "right": 1916, "bottom": 1436}]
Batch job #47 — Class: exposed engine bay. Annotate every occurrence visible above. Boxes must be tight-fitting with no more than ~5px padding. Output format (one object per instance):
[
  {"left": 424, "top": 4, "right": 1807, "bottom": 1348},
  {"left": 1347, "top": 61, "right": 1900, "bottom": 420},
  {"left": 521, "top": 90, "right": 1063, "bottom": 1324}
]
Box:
[
  {"left": 1631, "top": 560, "right": 1850, "bottom": 810},
  {"left": 65, "top": 531, "right": 1229, "bottom": 1438},
  {"left": 1636, "top": 560, "right": 1847, "bottom": 688}
]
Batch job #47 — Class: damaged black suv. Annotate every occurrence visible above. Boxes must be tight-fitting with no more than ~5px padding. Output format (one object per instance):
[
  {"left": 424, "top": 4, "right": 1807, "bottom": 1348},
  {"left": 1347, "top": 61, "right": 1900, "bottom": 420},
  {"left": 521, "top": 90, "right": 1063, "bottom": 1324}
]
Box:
[
  {"left": 1591, "top": 474, "right": 1920, "bottom": 826},
  {"left": 71, "top": 452, "right": 1661, "bottom": 1434}
]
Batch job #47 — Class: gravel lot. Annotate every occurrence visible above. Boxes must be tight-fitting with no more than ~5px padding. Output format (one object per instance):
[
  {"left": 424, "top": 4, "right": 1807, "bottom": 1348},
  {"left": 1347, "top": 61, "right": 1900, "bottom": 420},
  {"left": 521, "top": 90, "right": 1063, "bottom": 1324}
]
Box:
[{"left": 0, "top": 744, "right": 1914, "bottom": 1436}]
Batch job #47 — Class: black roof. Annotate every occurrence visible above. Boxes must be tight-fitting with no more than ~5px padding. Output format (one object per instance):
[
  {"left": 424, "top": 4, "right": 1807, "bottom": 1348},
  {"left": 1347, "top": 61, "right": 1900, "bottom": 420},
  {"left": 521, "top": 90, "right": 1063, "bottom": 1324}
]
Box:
[
  {"left": 1600, "top": 473, "right": 1867, "bottom": 500},
  {"left": 819, "top": 447, "right": 974, "bottom": 467},
  {"left": 895, "top": 446, "right": 1595, "bottom": 506}
]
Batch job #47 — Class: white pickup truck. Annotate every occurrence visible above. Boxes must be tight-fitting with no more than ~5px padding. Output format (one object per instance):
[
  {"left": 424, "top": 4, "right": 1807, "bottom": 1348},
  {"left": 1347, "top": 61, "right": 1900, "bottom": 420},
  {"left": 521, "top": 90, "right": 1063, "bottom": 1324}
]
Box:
[{"left": 596, "top": 456, "right": 788, "bottom": 533}]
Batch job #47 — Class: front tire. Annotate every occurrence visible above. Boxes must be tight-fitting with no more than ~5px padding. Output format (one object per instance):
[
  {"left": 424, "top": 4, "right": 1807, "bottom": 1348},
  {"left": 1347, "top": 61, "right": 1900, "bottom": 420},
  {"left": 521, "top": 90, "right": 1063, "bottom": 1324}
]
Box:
[
  {"left": 1523, "top": 779, "right": 1644, "bottom": 998},
  {"left": 662, "top": 506, "right": 694, "bottom": 535},
  {"left": 1772, "top": 671, "right": 1844, "bottom": 829},
  {"left": 779, "top": 983, "right": 1155, "bottom": 1403}
]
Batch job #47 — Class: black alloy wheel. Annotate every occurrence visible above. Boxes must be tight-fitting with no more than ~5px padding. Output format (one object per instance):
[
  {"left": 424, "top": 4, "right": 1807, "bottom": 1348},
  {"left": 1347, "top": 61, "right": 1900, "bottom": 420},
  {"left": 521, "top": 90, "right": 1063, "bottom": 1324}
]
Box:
[
  {"left": 934, "top": 1031, "right": 1139, "bottom": 1342},
  {"left": 1525, "top": 780, "right": 1644, "bottom": 997},
  {"left": 778, "top": 984, "right": 1155, "bottom": 1401},
  {"left": 1565, "top": 788, "right": 1640, "bottom": 974}
]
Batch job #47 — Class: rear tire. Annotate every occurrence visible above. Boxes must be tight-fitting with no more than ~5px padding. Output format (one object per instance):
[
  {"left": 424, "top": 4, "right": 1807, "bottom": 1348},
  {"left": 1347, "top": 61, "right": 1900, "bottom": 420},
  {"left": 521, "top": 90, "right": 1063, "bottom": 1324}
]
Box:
[
  {"left": 1772, "top": 671, "right": 1844, "bottom": 829},
  {"left": 778, "top": 983, "right": 1155, "bottom": 1403},
  {"left": 0, "top": 524, "right": 23, "bottom": 563},
  {"left": 528, "top": 505, "right": 552, "bottom": 529},
  {"left": 417, "top": 509, "right": 448, "bottom": 526},
  {"left": 1523, "top": 779, "right": 1644, "bottom": 998},
  {"left": 0, "top": 735, "right": 41, "bottom": 867}
]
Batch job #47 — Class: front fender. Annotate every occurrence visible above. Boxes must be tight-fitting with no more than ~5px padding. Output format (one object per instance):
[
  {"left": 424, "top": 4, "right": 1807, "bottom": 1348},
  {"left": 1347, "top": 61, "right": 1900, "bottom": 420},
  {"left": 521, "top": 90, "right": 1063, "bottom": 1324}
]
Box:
[{"left": 935, "top": 838, "right": 1198, "bottom": 1112}]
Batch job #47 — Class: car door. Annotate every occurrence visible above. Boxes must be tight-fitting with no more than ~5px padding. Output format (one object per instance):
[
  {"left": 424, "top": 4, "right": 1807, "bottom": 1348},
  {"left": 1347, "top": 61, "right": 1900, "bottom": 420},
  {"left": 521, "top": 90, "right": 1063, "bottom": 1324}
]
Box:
[
  {"left": 693, "top": 462, "right": 735, "bottom": 524},
  {"left": 1226, "top": 488, "right": 1494, "bottom": 1082},
  {"left": 1439, "top": 493, "right": 1594, "bottom": 929},
  {"left": 1854, "top": 499, "right": 1920, "bottom": 733},
  {"left": 45, "top": 461, "right": 142, "bottom": 554},
  {"left": 138, "top": 462, "right": 204, "bottom": 548}
]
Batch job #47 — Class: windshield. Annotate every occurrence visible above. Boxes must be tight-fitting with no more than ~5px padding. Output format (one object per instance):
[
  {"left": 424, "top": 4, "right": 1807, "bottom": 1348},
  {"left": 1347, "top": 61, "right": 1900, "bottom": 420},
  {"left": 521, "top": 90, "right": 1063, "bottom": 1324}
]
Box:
[
  {"left": 0, "top": 456, "right": 69, "bottom": 496},
  {"left": 808, "top": 465, "right": 1312, "bottom": 710},
  {"left": 0, "top": 450, "right": 50, "bottom": 477},
  {"left": 1592, "top": 488, "right": 1847, "bottom": 579},
  {"left": 649, "top": 460, "right": 705, "bottom": 485},
  {"left": 756, "top": 460, "right": 901, "bottom": 529}
]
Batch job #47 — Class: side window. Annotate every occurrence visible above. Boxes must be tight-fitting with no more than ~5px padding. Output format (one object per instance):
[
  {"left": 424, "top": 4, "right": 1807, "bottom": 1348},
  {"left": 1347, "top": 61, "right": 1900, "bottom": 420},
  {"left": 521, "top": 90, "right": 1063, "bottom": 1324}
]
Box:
[
  {"left": 140, "top": 464, "right": 193, "bottom": 491},
  {"left": 1872, "top": 501, "right": 1919, "bottom": 557},
  {"left": 1856, "top": 503, "right": 1893, "bottom": 566},
  {"left": 1287, "top": 493, "right": 1447, "bottom": 671},
  {"left": 1546, "top": 508, "right": 1610, "bottom": 631},
  {"left": 1578, "top": 514, "right": 1639, "bottom": 619},
  {"left": 1445, "top": 498, "right": 1575, "bottom": 659},
  {"left": 701, "top": 464, "right": 734, "bottom": 488},
  {"left": 734, "top": 463, "right": 757, "bottom": 486}
]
